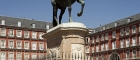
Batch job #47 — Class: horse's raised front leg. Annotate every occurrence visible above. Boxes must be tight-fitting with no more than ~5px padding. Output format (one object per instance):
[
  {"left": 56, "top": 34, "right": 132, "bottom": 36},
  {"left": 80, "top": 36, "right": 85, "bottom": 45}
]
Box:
[
  {"left": 77, "top": 0, "right": 85, "bottom": 17},
  {"left": 68, "top": 5, "right": 73, "bottom": 22}
]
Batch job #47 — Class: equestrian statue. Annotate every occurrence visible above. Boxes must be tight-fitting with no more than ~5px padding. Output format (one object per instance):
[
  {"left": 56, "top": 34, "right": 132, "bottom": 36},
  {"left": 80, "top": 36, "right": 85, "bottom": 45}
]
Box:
[{"left": 51, "top": 0, "right": 85, "bottom": 27}]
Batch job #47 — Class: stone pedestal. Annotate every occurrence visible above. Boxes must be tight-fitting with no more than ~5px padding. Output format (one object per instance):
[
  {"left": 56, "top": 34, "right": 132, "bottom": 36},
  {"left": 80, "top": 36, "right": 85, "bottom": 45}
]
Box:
[{"left": 42, "top": 22, "right": 89, "bottom": 60}]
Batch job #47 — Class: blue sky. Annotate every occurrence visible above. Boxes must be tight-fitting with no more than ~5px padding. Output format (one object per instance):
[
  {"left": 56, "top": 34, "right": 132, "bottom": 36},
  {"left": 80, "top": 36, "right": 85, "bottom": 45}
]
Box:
[{"left": 0, "top": 0, "right": 140, "bottom": 28}]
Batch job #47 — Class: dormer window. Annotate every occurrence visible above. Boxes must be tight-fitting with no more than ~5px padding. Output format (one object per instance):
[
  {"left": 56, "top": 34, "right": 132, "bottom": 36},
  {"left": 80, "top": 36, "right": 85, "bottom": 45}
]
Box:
[
  {"left": 114, "top": 23, "right": 117, "bottom": 27},
  {"left": 46, "top": 25, "right": 49, "bottom": 30},
  {"left": 32, "top": 24, "right": 35, "bottom": 28},
  {"left": 18, "top": 22, "right": 21, "bottom": 27},
  {"left": 1, "top": 20, "right": 5, "bottom": 25},
  {"left": 93, "top": 30, "right": 96, "bottom": 33},
  {"left": 127, "top": 18, "right": 131, "bottom": 23},
  {"left": 103, "top": 27, "right": 105, "bottom": 30}
]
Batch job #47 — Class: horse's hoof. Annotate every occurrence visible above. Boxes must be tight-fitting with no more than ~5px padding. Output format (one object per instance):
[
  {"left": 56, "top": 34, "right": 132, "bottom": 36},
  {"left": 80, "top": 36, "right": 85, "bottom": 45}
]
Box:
[{"left": 77, "top": 12, "right": 82, "bottom": 17}]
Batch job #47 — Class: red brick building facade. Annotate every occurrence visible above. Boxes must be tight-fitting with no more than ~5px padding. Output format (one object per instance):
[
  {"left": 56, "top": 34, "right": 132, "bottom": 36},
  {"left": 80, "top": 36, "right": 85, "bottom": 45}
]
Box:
[
  {"left": 85, "top": 13, "right": 140, "bottom": 60},
  {"left": 0, "top": 16, "right": 52, "bottom": 60}
]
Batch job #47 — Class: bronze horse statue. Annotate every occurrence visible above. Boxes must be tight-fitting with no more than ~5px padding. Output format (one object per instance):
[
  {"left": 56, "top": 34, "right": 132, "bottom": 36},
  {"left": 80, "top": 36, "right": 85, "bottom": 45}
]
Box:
[{"left": 51, "top": 0, "right": 85, "bottom": 27}]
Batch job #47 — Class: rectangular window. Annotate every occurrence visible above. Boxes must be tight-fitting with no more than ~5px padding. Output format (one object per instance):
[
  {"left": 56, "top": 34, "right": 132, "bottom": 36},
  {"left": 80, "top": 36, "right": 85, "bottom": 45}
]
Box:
[
  {"left": 32, "top": 24, "right": 35, "bottom": 28},
  {"left": 0, "top": 40, "right": 6, "bottom": 48},
  {"left": 86, "top": 46, "right": 89, "bottom": 53},
  {"left": 32, "top": 42, "right": 37, "bottom": 50},
  {"left": 101, "top": 34, "right": 104, "bottom": 41},
  {"left": 1, "top": 20, "right": 5, "bottom": 25},
  {"left": 120, "top": 28, "right": 124, "bottom": 36},
  {"left": 101, "top": 44, "right": 104, "bottom": 51},
  {"left": 112, "top": 31, "right": 116, "bottom": 38},
  {"left": 96, "top": 45, "right": 99, "bottom": 52},
  {"left": 16, "top": 30, "right": 22, "bottom": 37},
  {"left": 105, "top": 43, "right": 108, "bottom": 51},
  {"left": 96, "top": 36, "right": 99, "bottom": 42},
  {"left": 8, "top": 29, "right": 14, "bottom": 37},
  {"left": 9, "top": 40, "right": 14, "bottom": 48},
  {"left": 120, "top": 40, "right": 124, "bottom": 48},
  {"left": 132, "top": 25, "right": 136, "bottom": 34},
  {"left": 16, "top": 41, "right": 22, "bottom": 49},
  {"left": 126, "top": 51, "right": 130, "bottom": 59},
  {"left": 112, "top": 41, "right": 116, "bottom": 49},
  {"left": 24, "top": 53, "right": 29, "bottom": 60},
  {"left": 8, "top": 52, "right": 14, "bottom": 60},
  {"left": 132, "top": 37, "right": 136, "bottom": 46},
  {"left": 126, "top": 38, "right": 130, "bottom": 47},
  {"left": 32, "top": 54, "right": 37, "bottom": 59},
  {"left": 39, "top": 32, "right": 44, "bottom": 39},
  {"left": 39, "top": 43, "right": 44, "bottom": 50},
  {"left": 92, "top": 37, "right": 94, "bottom": 44},
  {"left": 105, "top": 33, "right": 108, "bottom": 40},
  {"left": 24, "top": 31, "right": 29, "bottom": 38},
  {"left": 32, "top": 31, "right": 37, "bottom": 39},
  {"left": 0, "top": 28, "right": 6, "bottom": 36},
  {"left": 125, "top": 27, "right": 130, "bottom": 35},
  {"left": 92, "top": 47, "right": 94, "bottom": 53},
  {"left": 24, "top": 42, "right": 29, "bottom": 49},
  {"left": 132, "top": 50, "right": 136, "bottom": 58},
  {"left": 0, "top": 52, "right": 6, "bottom": 60},
  {"left": 18, "top": 22, "right": 21, "bottom": 27},
  {"left": 16, "top": 53, "right": 22, "bottom": 60},
  {"left": 39, "top": 54, "right": 44, "bottom": 60}
]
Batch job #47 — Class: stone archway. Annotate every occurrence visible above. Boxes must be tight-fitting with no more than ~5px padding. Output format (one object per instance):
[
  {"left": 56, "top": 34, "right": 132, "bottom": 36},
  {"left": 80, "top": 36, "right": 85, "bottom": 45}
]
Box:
[{"left": 109, "top": 52, "right": 120, "bottom": 60}]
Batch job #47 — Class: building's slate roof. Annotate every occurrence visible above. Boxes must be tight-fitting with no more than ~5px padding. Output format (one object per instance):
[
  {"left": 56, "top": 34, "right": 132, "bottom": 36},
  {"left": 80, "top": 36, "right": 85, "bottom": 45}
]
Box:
[
  {"left": 0, "top": 16, "right": 53, "bottom": 30},
  {"left": 89, "top": 13, "right": 140, "bottom": 35}
]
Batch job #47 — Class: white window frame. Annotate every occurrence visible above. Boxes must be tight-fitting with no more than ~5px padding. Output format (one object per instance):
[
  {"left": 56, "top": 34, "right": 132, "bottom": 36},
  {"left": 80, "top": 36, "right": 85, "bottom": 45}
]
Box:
[
  {"left": 16, "top": 30, "right": 22, "bottom": 37},
  {"left": 32, "top": 42, "right": 37, "bottom": 50},
  {"left": 39, "top": 54, "right": 44, "bottom": 59},
  {"left": 86, "top": 46, "right": 89, "bottom": 53},
  {"left": 24, "top": 42, "right": 29, "bottom": 49},
  {"left": 101, "top": 34, "right": 104, "bottom": 41},
  {"left": 0, "top": 52, "right": 6, "bottom": 60},
  {"left": 126, "top": 38, "right": 130, "bottom": 47},
  {"left": 112, "top": 31, "right": 116, "bottom": 38},
  {"left": 132, "top": 37, "right": 136, "bottom": 46},
  {"left": 96, "top": 45, "right": 99, "bottom": 52},
  {"left": 1, "top": 20, "right": 5, "bottom": 25},
  {"left": 92, "top": 37, "right": 94, "bottom": 44},
  {"left": 0, "top": 28, "right": 6, "bottom": 36},
  {"left": 126, "top": 51, "right": 130, "bottom": 59},
  {"left": 92, "top": 46, "right": 94, "bottom": 53},
  {"left": 18, "top": 21, "right": 21, "bottom": 27},
  {"left": 16, "top": 41, "right": 22, "bottom": 49},
  {"left": 24, "top": 53, "right": 29, "bottom": 60},
  {"left": 39, "top": 32, "right": 44, "bottom": 39},
  {"left": 125, "top": 27, "right": 130, "bottom": 35},
  {"left": 120, "top": 40, "right": 124, "bottom": 48},
  {"left": 105, "top": 43, "right": 108, "bottom": 51},
  {"left": 39, "top": 42, "right": 44, "bottom": 50},
  {"left": 120, "top": 28, "right": 124, "bottom": 36},
  {"left": 96, "top": 36, "right": 99, "bottom": 42},
  {"left": 16, "top": 53, "right": 22, "bottom": 60},
  {"left": 132, "top": 25, "right": 136, "bottom": 34},
  {"left": 8, "top": 40, "right": 14, "bottom": 48},
  {"left": 0, "top": 40, "right": 6, "bottom": 48},
  {"left": 32, "top": 31, "right": 37, "bottom": 39},
  {"left": 8, "top": 29, "right": 14, "bottom": 37},
  {"left": 101, "top": 44, "right": 104, "bottom": 51},
  {"left": 32, "top": 53, "right": 37, "bottom": 59},
  {"left": 132, "top": 50, "right": 136, "bottom": 58},
  {"left": 112, "top": 41, "right": 116, "bottom": 49},
  {"left": 105, "top": 33, "right": 108, "bottom": 40},
  {"left": 24, "top": 31, "right": 29, "bottom": 38},
  {"left": 32, "top": 24, "right": 35, "bottom": 28},
  {"left": 8, "top": 52, "right": 14, "bottom": 60}
]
